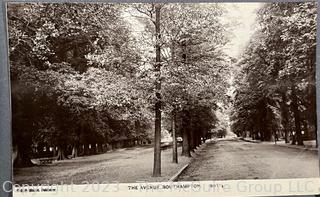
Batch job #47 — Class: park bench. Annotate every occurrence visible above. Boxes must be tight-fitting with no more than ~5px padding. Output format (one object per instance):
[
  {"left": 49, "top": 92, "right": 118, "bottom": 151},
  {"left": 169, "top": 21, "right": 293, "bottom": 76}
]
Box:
[
  {"left": 160, "top": 142, "right": 172, "bottom": 150},
  {"left": 39, "top": 157, "right": 56, "bottom": 165}
]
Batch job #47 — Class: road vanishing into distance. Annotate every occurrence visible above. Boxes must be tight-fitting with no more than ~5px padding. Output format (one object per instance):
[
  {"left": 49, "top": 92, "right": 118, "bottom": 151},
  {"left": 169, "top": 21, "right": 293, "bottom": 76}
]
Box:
[{"left": 178, "top": 138, "right": 319, "bottom": 181}]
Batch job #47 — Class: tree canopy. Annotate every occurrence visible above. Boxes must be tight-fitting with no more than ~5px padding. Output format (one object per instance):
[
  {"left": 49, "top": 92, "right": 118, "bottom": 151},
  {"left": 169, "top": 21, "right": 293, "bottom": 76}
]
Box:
[
  {"left": 10, "top": 3, "right": 232, "bottom": 168},
  {"left": 231, "top": 2, "right": 317, "bottom": 145}
]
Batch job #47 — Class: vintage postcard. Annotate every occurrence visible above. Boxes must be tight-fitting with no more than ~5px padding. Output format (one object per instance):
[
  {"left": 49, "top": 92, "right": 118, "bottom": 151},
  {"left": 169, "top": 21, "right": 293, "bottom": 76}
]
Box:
[{"left": 6, "top": 1, "right": 319, "bottom": 196}]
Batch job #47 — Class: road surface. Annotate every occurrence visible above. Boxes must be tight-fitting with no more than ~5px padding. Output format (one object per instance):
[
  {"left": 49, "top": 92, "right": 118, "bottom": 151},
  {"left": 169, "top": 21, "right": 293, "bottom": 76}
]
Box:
[{"left": 178, "top": 138, "right": 319, "bottom": 181}]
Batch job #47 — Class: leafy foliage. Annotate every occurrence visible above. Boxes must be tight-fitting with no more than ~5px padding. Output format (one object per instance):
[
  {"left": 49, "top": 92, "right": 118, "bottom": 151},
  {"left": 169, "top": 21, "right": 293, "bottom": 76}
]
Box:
[{"left": 231, "top": 2, "right": 317, "bottom": 144}]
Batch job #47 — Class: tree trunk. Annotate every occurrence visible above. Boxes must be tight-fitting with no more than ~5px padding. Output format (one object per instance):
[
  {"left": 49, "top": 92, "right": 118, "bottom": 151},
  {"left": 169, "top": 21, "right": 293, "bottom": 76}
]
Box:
[
  {"left": 12, "top": 144, "right": 18, "bottom": 165},
  {"left": 172, "top": 110, "right": 178, "bottom": 163},
  {"left": 71, "top": 144, "right": 78, "bottom": 158},
  {"left": 307, "top": 48, "right": 317, "bottom": 147},
  {"left": 91, "top": 144, "right": 97, "bottom": 155},
  {"left": 291, "top": 86, "right": 304, "bottom": 146},
  {"left": 280, "top": 92, "right": 290, "bottom": 143},
  {"left": 195, "top": 131, "right": 200, "bottom": 147},
  {"left": 188, "top": 110, "right": 196, "bottom": 152},
  {"left": 97, "top": 143, "right": 103, "bottom": 153},
  {"left": 181, "top": 127, "right": 191, "bottom": 157},
  {"left": 181, "top": 109, "right": 191, "bottom": 157},
  {"left": 189, "top": 126, "right": 195, "bottom": 152},
  {"left": 52, "top": 146, "right": 57, "bottom": 157},
  {"left": 57, "top": 145, "right": 66, "bottom": 160},
  {"left": 251, "top": 127, "right": 256, "bottom": 140},
  {"left": 307, "top": 84, "right": 317, "bottom": 147},
  {"left": 260, "top": 130, "right": 265, "bottom": 141},
  {"left": 284, "top": 129, "right": 289, "bottom": 143},
  {"left": 79, "top": 145, "right": 84, "bottom": 156},
  {"left": 84, "top": 144, "right": 90, "bottom": 155},
  {"left": 302, "top": 120, "right": 308, "bottom": 139},
  {"left": 315, "top": 124, "right": 318, "bottom": 148},
  {"left": 13, "top": 144, "right": 34, "bottom": 167},
  {"left": 291, "top": 131, "right": 296, "bottom": 145},
  {"left": 153, "top": 4, "right": 162, "bottom": 177},
  {"left": 259, "top": 99, "right": 270, "bottom": 141}
]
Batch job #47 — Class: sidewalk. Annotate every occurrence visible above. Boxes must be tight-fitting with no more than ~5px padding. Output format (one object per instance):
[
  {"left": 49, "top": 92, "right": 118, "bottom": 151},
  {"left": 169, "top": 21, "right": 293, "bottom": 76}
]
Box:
[
  {"left": 169, "top": 139, "right": 214, "bottom": 181},
  {"left": 275, "top": 140, "right": 318, "bottom": 152},
  {"left": 241, "top": 137, "right": 318, "bottom": 152},
  {"left": 14, "top": 145, "right": 193, "bottom": 184}
]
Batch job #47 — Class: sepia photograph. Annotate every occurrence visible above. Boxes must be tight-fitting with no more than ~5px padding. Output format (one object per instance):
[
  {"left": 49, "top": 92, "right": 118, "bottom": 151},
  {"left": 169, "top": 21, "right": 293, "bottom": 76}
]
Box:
[{"left": 8, "top": 2, "right": 319, "bottom": 185}]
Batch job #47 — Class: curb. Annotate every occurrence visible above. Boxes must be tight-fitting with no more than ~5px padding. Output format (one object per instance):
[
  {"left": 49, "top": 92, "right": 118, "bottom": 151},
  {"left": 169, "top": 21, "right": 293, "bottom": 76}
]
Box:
[
  {"left": 169, "top": 164, "right": 190, "bottom": 182},
  {"left": 276, "top": 144, "right": 318, "bottom": 153}
]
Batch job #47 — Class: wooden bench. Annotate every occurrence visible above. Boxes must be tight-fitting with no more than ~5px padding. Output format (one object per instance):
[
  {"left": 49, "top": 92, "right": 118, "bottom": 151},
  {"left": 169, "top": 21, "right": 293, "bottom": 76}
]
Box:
[
  {"left": 39, "top": 157, "right": 55, "bottom": 165},
  {"left": 160, "top": 142, "right": 172, "bottom": 150}
]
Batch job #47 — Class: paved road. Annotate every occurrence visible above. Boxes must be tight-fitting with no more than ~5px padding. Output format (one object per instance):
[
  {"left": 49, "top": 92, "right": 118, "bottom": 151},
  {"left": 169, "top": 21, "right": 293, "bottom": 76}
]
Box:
[{"left": 178, "top": 138, "right": 319, "bottom": 181}]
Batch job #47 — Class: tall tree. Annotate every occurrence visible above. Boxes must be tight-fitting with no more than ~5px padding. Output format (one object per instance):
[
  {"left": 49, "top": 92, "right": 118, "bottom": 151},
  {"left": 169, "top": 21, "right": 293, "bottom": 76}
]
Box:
[
  {"left": 153, "top": 4, "right": 162, "bottom": 177},
  {"left": 231, "top": 2, "right": 317, "bottom": 146}
]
